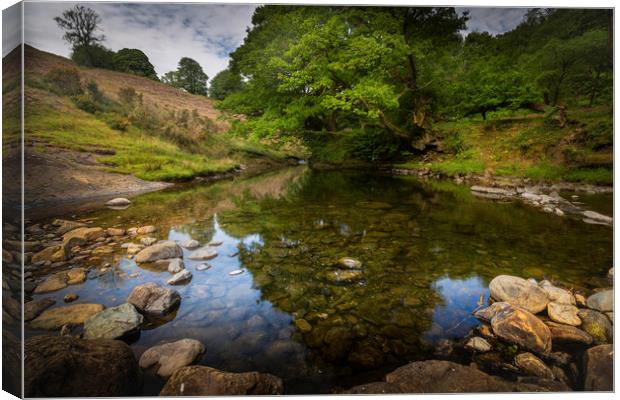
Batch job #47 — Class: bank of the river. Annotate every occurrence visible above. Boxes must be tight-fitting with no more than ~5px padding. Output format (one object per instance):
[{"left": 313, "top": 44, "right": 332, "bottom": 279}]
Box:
[{"left": 4, "top": 167, "right": 613, "bottom": 395}]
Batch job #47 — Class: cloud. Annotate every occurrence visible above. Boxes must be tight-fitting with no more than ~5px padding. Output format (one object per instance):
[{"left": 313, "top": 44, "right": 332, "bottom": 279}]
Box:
[
  {"left": 23, "top": 2, "right": 258, "bottom": 80},
  {"left": 458, "top": 7, "right": 529, "bottom": 36},
  {"left": 3, "top": 2, "right": 22, "bottom": 56}
]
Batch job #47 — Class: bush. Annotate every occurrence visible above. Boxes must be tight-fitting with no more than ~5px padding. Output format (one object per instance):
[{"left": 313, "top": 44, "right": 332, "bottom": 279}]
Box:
[
  {"left": 118, "top": 86, "right": 139, "bottom": 105},
  {"left": 85, "top": 80, "right": 104, "bottom": 103},
  {"left": 73, "top": 94, "right": 100, "bottom": 113},
  {"left": 45, "top": 67, "right": 83, "bottom": 96},
  {"left": 112, "top": 49, "right": 158, "bottom": 80},
  {"left": 71, "top": 44, "right": 115, "bottom": 69}
]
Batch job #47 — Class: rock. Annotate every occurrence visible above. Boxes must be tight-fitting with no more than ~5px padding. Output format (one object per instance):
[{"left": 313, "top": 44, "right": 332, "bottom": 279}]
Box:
[
  {"left": 31, "top": 245, "right": 64, "bottom": 264},
  {"left": 465, "top": 337, "right": 492, "bottom": 352},
  {"left": 229, "top": 269, "right": 244, "bottom": 276},
  {"left": 575, "top": 293, "right": 587, "bottom": 307},
  {"left": 34, "top": 272, "right": 68, "bottom": 294},
  {"left": 294, "top": 319, "right": 312, "bottom": 333},
  {"left": 583, "top": 344, "right": 613, "bottom": 391},
  {"left": 140, "top": 237, "right": 157, "bottom": 246},
  {"left": 605, "top": 312, "right": 613, "bottom": 323},
  {"left": 208, "top": 240, "right": 223, "bottom": 246},
  {"left": 167, "top": 258, "right": 184, "bottom": 273},
  {"left": 126, "top": 282, "right": 181, "bottom": 316},
  {"left": 105, "top": 198, "right": 131, "bottom": 207},
  {"left": 539, "top": 282, "right": 575, "bottom": 305},
  {"left": 63, "top": 227, "right": 105, "bottom": 242},
  {"left": 30, "top": 303, "right": 105, "bottom": 330},
  {"left": 547, "top": 302, "right": 581, "bottom": 326},
  {"left": 474, "top": 302, "right": 552, "bottom": 355},
  {"left": 608, "top": 267, "right": 614, "bottom": 278},
  {"left": 515, "top": 352, "right": 554, "bottom": 380},
  {"left": 106, "top": 227, "right": 126, "bottom": 236},
  {"left": 471, "top": 186, "right": 515, "bottom": 198},
  {"left": 24, "top": 298, "right": 56, "bottom": 321},
  {"left": 343, "top": 382, "right": 402, "bottom": 394},
  {"left": 139, "top": 339, "right": 205, "bottom": 377},
  {"left": 66, "top": 268, "right": 86, "bottom": 284},
  {"left": 53, "top": 219, "right": 87, "bottom": 234},
  {"left": 582, "top": 210, "right": 612, "bottom": 224},
  {"left": 578, "top": 309, "right": 613, "bottom": 344},
  {"left": 63, "top": 293, "right": 79, "bottom": 303},
  {"left": 83, "top": 303, "right": 143, "bottom": 340},
  {"left": 326, "top": 269, "right": 363, "bottom": 283},
  {"left": 489, "top": 275, "right": 548, "bottom": 313},
  {"left": 24, "top": 335, "right": 141, "bottom": 397},
  {"left": 160, "top": 365, "right": 283, "bottom": 395},
  {"left": 2, "top": 248, "right": 13, "bottom": 263},
  {"left": 385, "top": 360, "right": 515, "bottom": 392},
  {"left": 127, "top": 227, "right": 138, "bottom": 236},
  {"left": 188, "top": 246, "right": 218, "bottom": 260},
  {"left": 586, "top": 290, "right": 613, "bottom": 312},
  {"left": 126, "top": 243, "right": 145, "bottom": 255},
  {"left": 136, "top": 225, "right": 157, "bottom": 235},
  {"left": 545, "top": 321, "right": 593, "bottom": 345},
  {"left": 179, "top": 239, "right": 200, "bottom": 249},
  {"left": 337, "top": 257, "right": 362, "bottom": 269},
  {"left": 196, "top": 263, "right": 211, "bottom": 271},
  {"left": 135, "top": 241, "right": 182, "bottom": 263},
  {"left": 167, "top": 269, "right": 192, "bottom": 285}
]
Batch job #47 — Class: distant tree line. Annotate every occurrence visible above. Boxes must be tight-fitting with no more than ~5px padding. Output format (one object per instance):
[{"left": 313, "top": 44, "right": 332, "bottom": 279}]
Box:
[{"left": 55, "top": 5, "right": 210, "bottom": 96}]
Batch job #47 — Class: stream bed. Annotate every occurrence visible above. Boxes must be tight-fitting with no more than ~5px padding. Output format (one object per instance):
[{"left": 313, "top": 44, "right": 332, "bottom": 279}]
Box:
[{"left": 25, "top": 166, "right": 613, "bottom": 394}]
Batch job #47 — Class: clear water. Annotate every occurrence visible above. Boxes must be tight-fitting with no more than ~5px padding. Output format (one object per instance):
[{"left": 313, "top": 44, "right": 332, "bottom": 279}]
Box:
[{"left": 27, "top": 167, "right": 613, "bottom": 394}]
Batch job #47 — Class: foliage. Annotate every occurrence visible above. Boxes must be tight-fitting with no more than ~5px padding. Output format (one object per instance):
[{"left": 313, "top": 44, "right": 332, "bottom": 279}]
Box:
[
  {"left": 54, "top": 5, "right": 104, "bottom": 48},
  {"left": 209, "top": 69, "right": 243, "bottom": 100},
  {"left": 71, "top": 43, "right": 115, "bottom": 68},
  {"left": 162, "top": 58, "right": 208, "bottom": 95},
  {"left": 44, "top": 67, "right": 83, "bottom": 96},
  {"left": 112, "top": 48, "right": 159, "bottom": 80}
]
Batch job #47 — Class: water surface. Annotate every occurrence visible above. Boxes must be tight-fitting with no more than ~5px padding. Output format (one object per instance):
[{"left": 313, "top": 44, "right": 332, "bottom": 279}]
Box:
[{"left": 28, "top": 167, "right": 613, "bottom": 394}]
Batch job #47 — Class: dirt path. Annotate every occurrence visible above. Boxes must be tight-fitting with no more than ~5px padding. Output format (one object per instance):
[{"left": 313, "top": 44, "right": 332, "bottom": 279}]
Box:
[{"left": 3, "top": 146, "right": 172, "bottom": 219}]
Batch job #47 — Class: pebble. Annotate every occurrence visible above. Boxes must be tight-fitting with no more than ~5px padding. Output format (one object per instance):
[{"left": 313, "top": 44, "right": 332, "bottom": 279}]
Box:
[
  {"left": 229, "top": 269, "right": 245, "bottom": 276},
  {"left": 196, "top": 263, "right": 212, "bottom": 271}
]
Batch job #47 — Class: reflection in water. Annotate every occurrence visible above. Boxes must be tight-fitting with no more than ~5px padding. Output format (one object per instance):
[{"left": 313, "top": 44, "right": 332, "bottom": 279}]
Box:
[{"left": 27, "top": 167, "right": 613, "bottom": 394}]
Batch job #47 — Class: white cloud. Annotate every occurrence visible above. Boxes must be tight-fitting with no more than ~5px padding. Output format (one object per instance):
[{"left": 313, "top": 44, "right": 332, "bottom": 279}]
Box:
[
  {"left": 459, "top": 7, "right": 529, "bottom": 36},
  {"left": 23, "top": 2, "right": 258, "bottom": 81},
  {"left": 3, "top": 2, "right": 22, "bottom": 56}
]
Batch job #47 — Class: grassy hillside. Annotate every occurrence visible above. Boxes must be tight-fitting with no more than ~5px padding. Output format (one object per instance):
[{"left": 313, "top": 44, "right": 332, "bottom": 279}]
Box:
[
  {"left": 395, "top": 107, "right": 613, "bottom": 185},
  {"left": 7, "top": 46, "right": 304, "bottom": 181}
]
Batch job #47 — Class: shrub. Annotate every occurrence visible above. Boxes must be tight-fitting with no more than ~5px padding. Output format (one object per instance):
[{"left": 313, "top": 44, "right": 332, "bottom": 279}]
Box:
[
  {"left": 73, "top": 94, "right": 100, "bottom": 113},
  {"left": 71, "top": 44, "right": 115, "bottom": 69},
  {"left": 112, "top": 49, "right": 158, "bottom": 80},
  {"left": 85, "top": 80, "right": 104, "bottom": 103},
  {"left": 45, "top": 67, "right": 83, "bottom": 96}
]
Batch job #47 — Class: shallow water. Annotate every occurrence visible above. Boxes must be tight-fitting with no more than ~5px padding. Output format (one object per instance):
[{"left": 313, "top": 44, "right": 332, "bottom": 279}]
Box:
[{"left": 27, "top": 167, "right": 613, "bottom": 394}]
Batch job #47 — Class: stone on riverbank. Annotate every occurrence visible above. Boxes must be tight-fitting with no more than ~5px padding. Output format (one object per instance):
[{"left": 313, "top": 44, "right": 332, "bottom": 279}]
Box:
[
  {"left": 30, "top": 303, "right": 105, "bottom": 330},
  {"left": 582, "top": 210, "right": 612, "bottom": 225},
  {"left": 188, "top": 246, "right": 218, "bottom": 260},
  {"left": 545, "top": 321, "right": 593, "bottom": 345},
  {"left": 24, "top": 298, "right": 56, "bottom": 321},
  {"left": 167, "top": 258, "right": 184, "bottom": 273},
  {"left": 31, "top": 245, "right": 64, "bottom": 264},
  {"left": 465, "top": 337, "right": 492, "bottom": 352},
  {"left": 24, "top": 335, "right": 141, "bottom": 397},
  {"left": 160, "top": 365, "right": 284, "bottom": 395},
  {"left": 326, "top": 269, "right": 363, "bottom": 283},
  {"left": 83, "top": 303, "right": 143, "bottom": 340},
  {"left": 167, "top": 269, "right": 192, "bottom": 285},
  {"left": 139, "top": 338, "right": 205, "bottom": 377},
  {"left": 475, "top": 302, "right": 552, "bottom": 355},
  {"left": 137, "top": 225, "right": 157, "bottom": 234},
  {"left": 489, "top": 275, "right": 548, "bottom": 313},
  {"left": 106, "top": 227, "right": 126, "bottom": 236},
  {"left": 140, "top": 237, "right": 157, "bottom": 246},
  {"left": 63, "top": 227, "right": 105, "bottom": 242},
  {"left": 515, "top": 353, "right": 554, "bottom": 380},
  {"left": 126, "top": 282, "right": 181, "bottom": 316},
  {"left": 179, "top": 239, "right": 200, "bottom": 249},
  {"left": 53, "top": 219, "right": 87, "bottom": 234},
  {"left": 586, "top": 290, "right": 613, "bottom": 313},
  {"left": 547, "top": 302, "right": 581, "bottom": 326},
  {"left": 135, "top": 241, "right": 182, "bottom": 263},
  {"left": 539, "top": 282, "right": 575, "bottom": 305},
  {"left": 337, "top": 257, "right": 362, "bottom": 269},
  {"left": 105, "top": 198, "right": 131, "bottom": 207},
  {"left": 583, "top": 344, "right": 613, "bottom": 391},
  {"left": 577, "top": 309, "right": 613, "bottom": 344}
]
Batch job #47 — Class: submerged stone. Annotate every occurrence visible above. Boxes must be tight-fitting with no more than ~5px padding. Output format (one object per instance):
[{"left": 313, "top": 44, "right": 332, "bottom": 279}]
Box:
[
  {"left": 83, "top": 303, "right": 143, "bottom": 340},
  {"left": 139, "top": 338, "right": 205, "bottom": 377},
  {"left": 489, "top": 275, "right": 548, "bottom": 314}
]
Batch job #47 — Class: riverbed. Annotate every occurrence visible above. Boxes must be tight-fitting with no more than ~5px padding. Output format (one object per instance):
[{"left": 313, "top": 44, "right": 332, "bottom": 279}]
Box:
[{"left": 25, "top": 166, "right": 613, "bottom": 394}]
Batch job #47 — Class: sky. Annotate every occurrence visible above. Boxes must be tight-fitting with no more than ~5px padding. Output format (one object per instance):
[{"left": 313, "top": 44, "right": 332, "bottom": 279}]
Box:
[{"left": 5, "top": 3, "right": 529, "bottom": 82}]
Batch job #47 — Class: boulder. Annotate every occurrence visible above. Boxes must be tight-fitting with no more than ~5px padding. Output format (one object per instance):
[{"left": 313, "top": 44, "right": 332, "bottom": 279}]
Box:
[
  {"left": 24, "top": 335, "right": 141, "bottom": 397},
  {"left": 465, "top": 337, "right": 492, "bottom": 352},
  {"left": 582, "top": 210, "right": 612, "bottom": 224},
  {"left": 547, "top": 302, "right": 581, "bottom": 326},
  {"left": 140, "top": 237, "right": 157, "bottom": 246},
  {"left": 126, "top": 243, "right": 144, "bottom": 255},
  {"left": 326, "top": 269, "right": 363, "bottom": 283},
  {"left": 64, "top": 293, "right": 79, "bottom": 303},
  {"left": 167, "top": 269, "right": 192, "bottom": 285},
  {"left": 294, "top": 318, "right": 312, "bottom": 333},
  {"left": 545, "top": 321, "right": 593, "bottom": 345},
  {"left": 105, "top": 198, "right": 131, "bottom": 207},
  {"left": 586, "top": 290, "right": 613, "bottom": 313},
  {"left": 188, "top": 246, "right": 218, "bottom": 260},
  {"left": 136, "top": 225, "right": 157, "bottom": 235},
  {"left": 53, "top": 219, "right": 86, "bottom": 235},
  {"left": 63, "top": 227, "right": 105, "bottom": 242},
  {"left": 83, "top": 303, "right": 143, "bottom": 340},
  {"left": 343, "top": 382, "right": 402, "bottom": 394},
  {"left": 126, "top": 282, "right": 181, "bottom": 316},
  {"left": 583, "top": 344, "right": 613, "bottom": 391},
  {"left": 24, "top": 298, "right": 56, "bottom": 321},
  {"left": 135, "top": 241, "right": 182, "bottom": 263},
  {"left": 167, "top": 258, "right": 184, "bottom": 273},
  {"left": 34, "top": 272, "right": 68, "bottom": 294},
  {"left": 30, "top": 303, "right": 105, "bottom": 330},
  {"left": 139, "top": 339, "right": 205, "bottom": 377},
  {"left": 515, "top": 352, "right": 554, "bottom": 380},
  {"left": 31, "top": 246, "right": 64, "bottom": 264},
  {"left": 160, "top": 365, "right": 283, "bottom": 395},
  {"left": 489, "top": 275, "right": 548, "bottom": 313},
  {"left": 179, "top": 239, "right": 200, "bottom": 249},
  {"left": 539, "top": 282, "right": 575, "bottom": 305},
  {"left": 578, "top": 309, "right": 613, "bottom": 344},
  {"left": 337, "top": 257, "right": 362, "bottom": 269},
  {"left": 66, "top": 268, "right": 86, "bottom": 284},
  {"left": 106, "top": 227, "right": 126, "bottom": 236},
  {"left": 475, "top": 302, "right": 552, "bottom": 355}
]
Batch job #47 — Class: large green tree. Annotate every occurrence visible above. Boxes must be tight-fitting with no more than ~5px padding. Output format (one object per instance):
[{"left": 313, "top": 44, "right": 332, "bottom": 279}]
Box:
[
  {"left": 209, "top": 69, "right": 243, "bottom": 100},
  {"left": 162, "top": 58, "right": 208, "bottom": 95},
  {"left": 113, "top": 48, "right": 158, "bottom": 80},
  {"left": 54, "top": 5, "right": 104, "bottom": 48}
]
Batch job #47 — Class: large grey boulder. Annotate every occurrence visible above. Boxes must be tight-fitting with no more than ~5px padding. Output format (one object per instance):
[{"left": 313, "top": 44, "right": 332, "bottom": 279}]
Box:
[
  {"left": 583, "top": 344, "right": 613, "bottom": 391},
  {"left": 539, "top": 282, "right": 575, "bottom": 305},
  {"left": 135, "top": 241, "right": 182, "bottom": 263},
  {"left": 126, "top": 282, "right": 181, "bottom": 316},
  {"left": 24, "top": 335, "right": 141, "bottom": 397},
  {"left": 586, "top": 290, "right": 613, "bottom": 313},
  {"left": 83, "top": 303, "right": 143, "bottom": 339},
  {"left": 160, "top": 365, "right": 283, "bottom": 395},
  {"left": 489, "top": 275, "right": 548, "bottom": 313},
  {"left": 475, "top": 302, "right": 552, "bottom": 355},
  {"left": 578, "top": 309, "right": 613, "bottom": 344},
  {"left": 188, "top": 246, "right": 218, "bottom": 260},
  {"left": 547, "top": 302, "right": 581, "bottom": 326},
  {"left": 139, "top": 339, "right": 205, "bottom": 377}
]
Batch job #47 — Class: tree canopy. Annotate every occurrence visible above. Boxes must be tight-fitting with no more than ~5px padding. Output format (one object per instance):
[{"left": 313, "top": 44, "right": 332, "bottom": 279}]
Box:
[
  {"left": 54, "top": 5, "right": 104, "bottom": 49},
  {"left": 112, "top": 48, "right": 159, "bottom": 81},
  {"left": 162, "top": 58, "right": 209, "bottom": 96}
]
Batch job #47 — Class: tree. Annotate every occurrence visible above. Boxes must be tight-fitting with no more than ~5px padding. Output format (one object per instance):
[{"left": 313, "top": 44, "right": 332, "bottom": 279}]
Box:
[
  {"left": 54, "top": 5, "right": 104, "bottom": 49},
  {"left": 71, "top": 43, "right": 115, "bottom": 68},
  {"left": 209, "top": 69, "right": 243, "bottom": 99},
  {"left": 163, "top": 58, "right": 208, "bottom": 95},
  {"left": 113, "top": 48, "right": 159, "bottom": 80}
]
